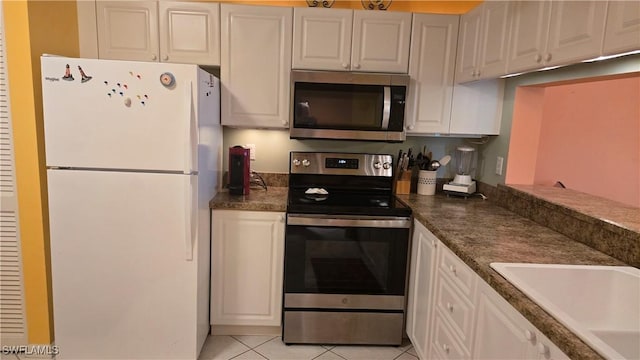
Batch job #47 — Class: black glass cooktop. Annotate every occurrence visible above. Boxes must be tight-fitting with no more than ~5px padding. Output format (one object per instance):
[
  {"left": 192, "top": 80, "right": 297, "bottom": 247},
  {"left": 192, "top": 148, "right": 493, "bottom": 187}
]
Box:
[{"left": 287, "top": 188, "right": 411, "bottom": 217}]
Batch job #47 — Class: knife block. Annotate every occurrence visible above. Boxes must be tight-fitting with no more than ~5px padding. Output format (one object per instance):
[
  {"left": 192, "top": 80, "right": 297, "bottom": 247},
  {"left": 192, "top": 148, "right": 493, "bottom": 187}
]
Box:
[{"left": 395, "top": 172, "right": 411, "bottom": 195}]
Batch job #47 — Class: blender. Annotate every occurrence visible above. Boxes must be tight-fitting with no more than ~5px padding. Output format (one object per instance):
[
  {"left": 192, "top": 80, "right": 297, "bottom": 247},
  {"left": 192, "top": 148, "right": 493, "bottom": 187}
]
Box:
[{"left": 443, "top": 146, "right": 477, "bottom": 196}]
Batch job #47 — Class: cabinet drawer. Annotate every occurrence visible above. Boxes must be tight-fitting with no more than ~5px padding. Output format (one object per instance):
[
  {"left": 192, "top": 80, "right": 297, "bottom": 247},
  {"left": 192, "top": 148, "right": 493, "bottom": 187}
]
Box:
[
  {"left": 439, "top": 245, "right": 476, "bottom": 296},
  {"left": 431, "top": 315, "right": 470, "bottom": 360},
  {"left": 435, "top": 276, "right": 475, "bottom": 348}
]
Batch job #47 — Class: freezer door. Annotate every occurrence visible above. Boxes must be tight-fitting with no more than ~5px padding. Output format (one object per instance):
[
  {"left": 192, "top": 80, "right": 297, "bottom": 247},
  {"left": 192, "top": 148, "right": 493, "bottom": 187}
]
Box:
[
  {"left": 41, "top": 56, "right": 199, "bottom": 172},
  {"left": 47, "top": 169, "right": 204, "bottom": 359}
]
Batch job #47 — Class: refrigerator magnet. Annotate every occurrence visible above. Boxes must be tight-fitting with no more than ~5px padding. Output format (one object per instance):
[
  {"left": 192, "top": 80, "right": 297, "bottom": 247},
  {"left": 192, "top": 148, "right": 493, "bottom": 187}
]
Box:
[{"left": 160, "top": 72, "right": 176, "bottom": 88}]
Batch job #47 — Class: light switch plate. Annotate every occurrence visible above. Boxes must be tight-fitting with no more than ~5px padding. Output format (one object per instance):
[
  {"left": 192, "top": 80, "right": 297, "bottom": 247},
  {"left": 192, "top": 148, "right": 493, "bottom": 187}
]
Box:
[
  {"left": 496, "top": 156, "right": 504, "bottom": 176},
  {"left": 246, "top": 144, "right": 256, "bottom": 160}
]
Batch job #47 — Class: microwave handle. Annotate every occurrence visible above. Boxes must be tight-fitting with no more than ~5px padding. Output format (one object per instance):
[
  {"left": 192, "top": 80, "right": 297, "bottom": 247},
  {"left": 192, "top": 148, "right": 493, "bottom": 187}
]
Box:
[{"left": 382, "top": 86, "right": 391, "bottom": 130}]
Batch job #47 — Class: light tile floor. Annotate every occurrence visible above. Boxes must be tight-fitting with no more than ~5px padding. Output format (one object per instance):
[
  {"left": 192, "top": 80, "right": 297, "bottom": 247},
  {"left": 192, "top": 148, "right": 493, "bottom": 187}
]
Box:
[
  {"left": 2, "top": 336, "right": 417, "bottom": 360},
  {"left": 198, "top": 336, "right": 418, "bottom": 360}
]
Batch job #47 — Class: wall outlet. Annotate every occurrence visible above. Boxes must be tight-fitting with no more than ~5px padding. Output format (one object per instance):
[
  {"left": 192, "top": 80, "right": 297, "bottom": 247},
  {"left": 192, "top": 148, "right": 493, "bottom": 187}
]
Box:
[
  {"left": 496, "top": 156, "right": 504, "bottom": 176},
  {"left": 246, "top": 144, "right": 256, "bottom": 160}
]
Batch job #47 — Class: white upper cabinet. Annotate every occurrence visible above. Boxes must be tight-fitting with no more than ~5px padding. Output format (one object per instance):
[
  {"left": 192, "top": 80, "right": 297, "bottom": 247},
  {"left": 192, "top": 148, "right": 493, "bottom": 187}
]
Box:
[
  {"left": 97, "top": 1, "right": 159, "bottom": 62},
  {"left": 96, "top": 1, "right": 220, "bottom": 65},
  {"left": 292, "top": 8, "right": 411, "bottom": 73},
  {"left": 455, "top": 2, "right": 510, "bottom": 83},
  {"left": 546, "top": 1, "right": 607, "bottom": 65},
  {"left": 352, "top": 10, "right": 412, "bottom": 73},
  {"left": 455, "top": 5, "right": 482, "bottom": 83},
  {"left": 507, "top": 1, "right": 607, "bottom": 74},
  {"left": 406, "top": 13, "right": 459, "bottom": 134},
  {"left": 292, "top": 8, "right": 353, "bottom": 71},
  {"left": 603, "top": 1, "right": 640, "bottom": 55},
  {"left": 477, "top": 1, "right": 511, "bottom": 79},
  {"left": 221, "top": 4, "right": 293, "bottom": 128},
  {"left": 159, "top": 1, "right": 220, "bottom": 65}
]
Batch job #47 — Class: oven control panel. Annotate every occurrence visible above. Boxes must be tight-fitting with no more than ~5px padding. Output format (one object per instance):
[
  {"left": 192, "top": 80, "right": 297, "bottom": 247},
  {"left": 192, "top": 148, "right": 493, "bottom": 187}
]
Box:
[
  {"left": 290, "top": 152, "right": 393, "bottom": 177},
  {"left": 325, "top": 158, "right": 359, "bottom": 169}
]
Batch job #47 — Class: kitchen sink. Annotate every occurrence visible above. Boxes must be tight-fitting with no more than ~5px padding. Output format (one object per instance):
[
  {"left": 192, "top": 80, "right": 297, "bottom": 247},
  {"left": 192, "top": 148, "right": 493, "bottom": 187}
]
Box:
[{"left": 490, "top": 263, "right": 640, "bottom": 360}]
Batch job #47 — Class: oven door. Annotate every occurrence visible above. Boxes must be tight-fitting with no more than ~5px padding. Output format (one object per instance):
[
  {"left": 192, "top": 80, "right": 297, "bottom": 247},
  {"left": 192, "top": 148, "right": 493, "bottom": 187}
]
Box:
[{"left": 284, "top": 214, "right": 411, "bottom": 300}]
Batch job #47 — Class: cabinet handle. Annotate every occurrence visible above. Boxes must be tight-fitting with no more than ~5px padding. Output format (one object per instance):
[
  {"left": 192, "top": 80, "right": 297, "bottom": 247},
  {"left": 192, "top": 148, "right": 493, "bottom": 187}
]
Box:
[
  {"left": 442, "top": 344, "right": 450, "bottom": 354},
  {"left": 537, "top": 343, "right": 550, "bottom": 357},
  {"left": 280, "top": 214, "right": 285, "bottom": 222},
  {"left": 470, "top": 70, "right": 476, "bottom": 77},
  {"left": 449, "top": 265, "right": 457, "bottom": 274},
  {"left": 446, "top": 302, "right": 454, "bottom": 312},
  {"left": 534, "top": 54, "right": 542, "bottom": 63},
  {"left": 342, "top": 63, "right": 349, "bottom": 69},
  {"left": 151, "top": 54, "right": 157, "bottom": 61},
  {"left": 353, "top": 63, "right": 361, "bottom": 69},
  {"left": 407, "top": 125, "right": 414, "bottom": 130},
  {"left": 163, "top": 55, "right": 169, "bottom": 61},
  {"left": 544, "top": 53, "right": 552, "bottom": 62},
  {"left": 282, "top": 120, "right": 289, "bottom": 126},
  {"left": 475, "top": 69, "right": 481, "bottom": 77},
  {"left": 525, "top": 330, "right": 536, "bottom": 342}
]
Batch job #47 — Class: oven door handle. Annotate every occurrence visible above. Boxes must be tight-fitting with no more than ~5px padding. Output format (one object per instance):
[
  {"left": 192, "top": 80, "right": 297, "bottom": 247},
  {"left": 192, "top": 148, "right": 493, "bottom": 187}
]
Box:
[{"left": 287, "top": 214, "right": 411, "bottom": 228}]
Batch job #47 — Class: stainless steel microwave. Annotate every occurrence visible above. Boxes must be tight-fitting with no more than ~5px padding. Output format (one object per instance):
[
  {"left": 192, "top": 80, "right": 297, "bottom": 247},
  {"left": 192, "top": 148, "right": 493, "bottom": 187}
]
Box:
[{"left": 289, "top": 70, "right": 409, "bottom": 142}]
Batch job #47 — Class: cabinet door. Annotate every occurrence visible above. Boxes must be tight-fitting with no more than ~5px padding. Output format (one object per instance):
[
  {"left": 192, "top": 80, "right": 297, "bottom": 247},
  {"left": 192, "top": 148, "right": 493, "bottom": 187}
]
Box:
[
  {"left": 473, "top": 280, "right": 538, "bottom": 360},
  {"left": 449, "top": 79, "right": 504, "bottom": 136},
  {"left": 96, "top": 1, "right": 159, "bottom": 62},
  {"left": 221, "top": 4, "right": 292, "bottom": 128},
  {"left": 211, "top": 210, "right": 285, "bottom": 326},
  {"left": 506, "top": 1, "right": 551, "bottom": 74},
  {"left": 603, "top": 1, "right": 640, "bottom": 55},
  {"left": 477, "top": 2, "right": 511, "bottom": 79},
  {"left": 454, "top": 5, "right": 482, "bottom": 83},
  {"left": 159, "top": 1, "right": 220, "bottom": 65},
  {"left": 351, "top": 10, "right": 412, "bottom": 73},
  {"left": 292, "top": 8, "right": 353, "bottom": 71},
  {"left": 546, "top": 1, "right": 607, "bottom": 66},
  {"left": 406, "top": 221, "right": 440, "bottom": 359},
  {"left": 407, "top": 14, "right": 458, "bottom": 134}
]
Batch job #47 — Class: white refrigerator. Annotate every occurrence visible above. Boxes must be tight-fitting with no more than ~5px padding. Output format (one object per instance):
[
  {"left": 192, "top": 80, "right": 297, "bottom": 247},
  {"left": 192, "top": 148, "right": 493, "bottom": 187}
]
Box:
[{"left": 41, "top": 56, "right": 222, "bottom": 359}]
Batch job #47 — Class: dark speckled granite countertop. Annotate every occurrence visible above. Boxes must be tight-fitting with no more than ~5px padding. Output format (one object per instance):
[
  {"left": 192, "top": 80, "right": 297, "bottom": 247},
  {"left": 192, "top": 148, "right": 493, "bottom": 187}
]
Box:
[
  {"left": 396, "top": 193, "right": 624, "bottom": 360},
  {"left": 209, "top": 187, "right": 288, "bottom": 212},
  {"left": 211, "top": 188, "right": 632, "bottom": 360}
]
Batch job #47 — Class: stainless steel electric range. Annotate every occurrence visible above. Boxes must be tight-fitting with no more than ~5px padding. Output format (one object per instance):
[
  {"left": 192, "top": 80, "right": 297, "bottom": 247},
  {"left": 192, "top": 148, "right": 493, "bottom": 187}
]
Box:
[{"left": 283, "top": 152, "right": 412, "bottom": 346}]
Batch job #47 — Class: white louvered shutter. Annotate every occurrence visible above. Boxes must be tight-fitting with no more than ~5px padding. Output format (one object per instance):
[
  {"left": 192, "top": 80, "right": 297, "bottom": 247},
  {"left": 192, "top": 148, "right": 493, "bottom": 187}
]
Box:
[{"left": 0, "top": 2, "right": 28, "bottom": 345}]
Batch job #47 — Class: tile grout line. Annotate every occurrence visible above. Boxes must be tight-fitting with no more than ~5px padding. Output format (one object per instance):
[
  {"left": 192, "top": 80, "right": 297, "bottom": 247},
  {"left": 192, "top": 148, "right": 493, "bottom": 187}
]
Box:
[
  {"left": 310, "top": 349, "right": 331, "bottom": 360},
  {"left": 231, "top": 335, "right": 278, "bottom": 350}
]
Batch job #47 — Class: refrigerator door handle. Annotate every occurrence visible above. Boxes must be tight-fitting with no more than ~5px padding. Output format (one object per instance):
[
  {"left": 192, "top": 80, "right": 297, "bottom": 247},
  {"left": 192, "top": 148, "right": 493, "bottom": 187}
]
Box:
[
  {"left": 184, "top": 81, "right": 196, "bottom": 175},
  {"left": 184, "top": 175, "right": 196, "bottom": 261}
]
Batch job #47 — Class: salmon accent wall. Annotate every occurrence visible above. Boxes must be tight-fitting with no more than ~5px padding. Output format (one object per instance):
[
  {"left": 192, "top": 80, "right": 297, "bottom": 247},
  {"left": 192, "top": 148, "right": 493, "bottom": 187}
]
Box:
[
  {"left": 4, "top": 0, "right": 79, "bottom": 344},
  {"left": 506, "top": 73, "right": 640, "bottom": 208}
]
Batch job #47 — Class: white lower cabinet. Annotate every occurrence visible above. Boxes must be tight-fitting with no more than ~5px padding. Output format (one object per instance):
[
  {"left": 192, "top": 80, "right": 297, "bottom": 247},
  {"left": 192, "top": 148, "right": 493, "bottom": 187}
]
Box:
[
  {"left": 211, "top": 210, "right": 285, "bottom": 326},
  {"left": 428, "top": 240, "right": 477, "bottom": 358},
  {"left": 407, "top": 221, "right": 570, "bottom": 360},
  {"left": 406, "top": 220, "right": 439, "bottom": 359},
  {"left": 474, "top": 279, "right": 570, "bottom": 360}
]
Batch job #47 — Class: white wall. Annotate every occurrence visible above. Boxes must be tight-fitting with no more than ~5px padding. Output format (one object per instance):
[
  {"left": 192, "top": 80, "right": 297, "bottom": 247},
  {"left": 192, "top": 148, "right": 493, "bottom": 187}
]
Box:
[{"left": 223, "top": 128, "right": 468, "bottom": 177}]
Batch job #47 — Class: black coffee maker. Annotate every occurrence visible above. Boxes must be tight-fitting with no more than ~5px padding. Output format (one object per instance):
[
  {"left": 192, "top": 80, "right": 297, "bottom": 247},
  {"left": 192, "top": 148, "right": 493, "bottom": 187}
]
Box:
[{"left": 228, "top": 146, "right": 250, "bottom": 195}]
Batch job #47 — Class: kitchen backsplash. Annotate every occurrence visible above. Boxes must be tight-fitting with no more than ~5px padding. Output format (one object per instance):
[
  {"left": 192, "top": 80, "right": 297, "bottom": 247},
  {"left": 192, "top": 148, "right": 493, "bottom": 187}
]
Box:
[{"left": 222, "top": 127, "right": 473, "bottom": 178}]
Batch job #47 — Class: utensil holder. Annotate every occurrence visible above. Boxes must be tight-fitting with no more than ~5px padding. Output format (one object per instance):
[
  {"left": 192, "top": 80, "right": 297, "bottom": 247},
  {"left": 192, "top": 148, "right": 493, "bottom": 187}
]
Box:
[
  {"left": 395, "top": 172, "right": 411, "bottom": 195},
  {"left": 417, "top": 170, "right": 437, "bottom": 195}
]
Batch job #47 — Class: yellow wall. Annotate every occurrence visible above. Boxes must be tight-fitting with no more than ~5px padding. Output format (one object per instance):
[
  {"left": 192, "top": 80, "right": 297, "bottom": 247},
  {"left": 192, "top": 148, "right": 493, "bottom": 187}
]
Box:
[
  {"left": 5, "top": 0, "right": 474, "bottom": 343},
  {"left": 4, "top": 0, "right": 79, "bottom": 344}
]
